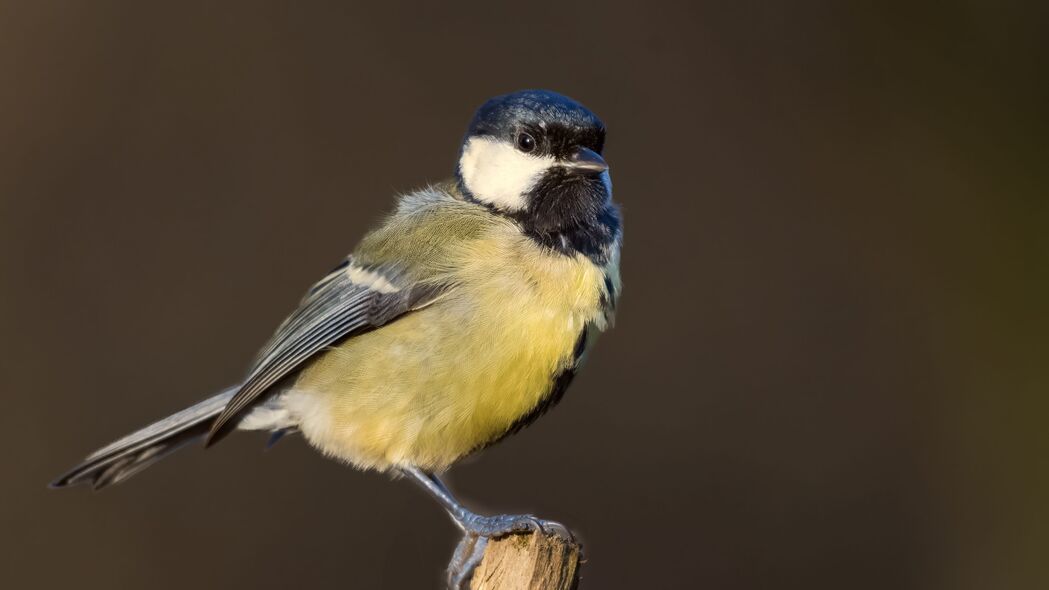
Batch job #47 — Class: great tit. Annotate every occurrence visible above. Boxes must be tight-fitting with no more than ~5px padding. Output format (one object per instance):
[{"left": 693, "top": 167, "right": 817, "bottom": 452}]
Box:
[{"left": 52, "top": 89, "right": 621, "bottom": 574}]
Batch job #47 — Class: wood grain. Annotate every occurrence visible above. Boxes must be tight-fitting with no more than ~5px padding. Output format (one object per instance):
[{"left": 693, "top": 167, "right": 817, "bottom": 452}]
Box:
[{"left": 469, "top": 531, "right": 581, "bottom": 590}]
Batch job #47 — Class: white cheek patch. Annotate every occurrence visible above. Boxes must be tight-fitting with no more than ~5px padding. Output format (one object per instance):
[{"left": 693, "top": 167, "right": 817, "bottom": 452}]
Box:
[{"left": 459, "top": 137, "right": 555, "bottom": 211}]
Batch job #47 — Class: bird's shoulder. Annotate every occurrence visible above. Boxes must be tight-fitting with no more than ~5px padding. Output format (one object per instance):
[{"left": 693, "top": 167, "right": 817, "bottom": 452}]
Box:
[{"left": 348, "top": 181, "right": 511, "bottom": 280}]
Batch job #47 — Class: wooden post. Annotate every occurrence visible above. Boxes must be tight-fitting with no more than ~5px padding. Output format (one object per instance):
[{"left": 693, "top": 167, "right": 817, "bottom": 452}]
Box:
[{"left": 466, "top": 530, "right": 582, "bottom": 590}]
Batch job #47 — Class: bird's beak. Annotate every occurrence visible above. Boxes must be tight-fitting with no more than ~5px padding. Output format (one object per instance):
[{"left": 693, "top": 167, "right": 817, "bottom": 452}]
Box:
[{"left": 564, "top": 146, "right": 609, "bottom": 173}]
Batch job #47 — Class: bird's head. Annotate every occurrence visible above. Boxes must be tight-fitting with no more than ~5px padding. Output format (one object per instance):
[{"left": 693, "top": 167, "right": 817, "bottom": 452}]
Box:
[{"left": 456, "top": 90, "right": 612, "bottom": 235}]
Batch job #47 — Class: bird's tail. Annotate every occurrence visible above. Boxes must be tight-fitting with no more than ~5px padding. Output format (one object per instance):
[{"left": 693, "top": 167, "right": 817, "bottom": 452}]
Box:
[{"left": 50, "top": 386, "right": 238, "bottom": 490}]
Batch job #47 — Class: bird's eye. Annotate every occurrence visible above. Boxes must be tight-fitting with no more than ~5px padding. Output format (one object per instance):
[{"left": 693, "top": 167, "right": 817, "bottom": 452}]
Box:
[{"left": 515, "top": 132, "right": 536, "bottom": 153}]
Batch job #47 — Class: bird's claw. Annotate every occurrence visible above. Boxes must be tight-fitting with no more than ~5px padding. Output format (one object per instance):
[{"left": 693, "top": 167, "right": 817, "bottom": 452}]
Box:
[
  {"left": 447, "top": 533, "right": 488, "bottom": 590},
  {"left": 446, "top": 514, "right": 574, "bottom": 589},
  {"left": 458, "top": 513, "right": 574, "bottom": 541}
]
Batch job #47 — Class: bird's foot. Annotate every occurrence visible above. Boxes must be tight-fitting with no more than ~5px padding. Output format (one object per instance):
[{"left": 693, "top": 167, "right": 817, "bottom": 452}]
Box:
[
  {"left": 447, "top": 533, "right": 488, "bottom": 590},
  {"left": 446, "top": 513, "right": 574, "bottom": 589},
  {"left": 457, "top": 512, "right": 573, "bottom": 540}
]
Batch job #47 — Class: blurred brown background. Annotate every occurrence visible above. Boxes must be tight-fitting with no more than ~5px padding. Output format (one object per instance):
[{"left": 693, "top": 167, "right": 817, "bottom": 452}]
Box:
[{"left": 2, "top": 1, "right": 1046, "bottom": 588}]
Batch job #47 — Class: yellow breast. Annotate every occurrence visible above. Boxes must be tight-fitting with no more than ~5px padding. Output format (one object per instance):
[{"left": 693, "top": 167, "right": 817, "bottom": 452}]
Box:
[{"left": 288, "top": 225, "right": 613, "bottom": 471}]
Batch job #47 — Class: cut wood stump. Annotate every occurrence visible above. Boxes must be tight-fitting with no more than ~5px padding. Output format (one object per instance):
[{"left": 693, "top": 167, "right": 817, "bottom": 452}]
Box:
[{"left": 465, "top": 530, "right": 582, "bottom": 590}]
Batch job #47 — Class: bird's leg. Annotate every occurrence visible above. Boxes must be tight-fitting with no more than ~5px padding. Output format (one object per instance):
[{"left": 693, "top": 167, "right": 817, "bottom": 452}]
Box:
[
  {"left": 400, "top": 466, "right": 573, "bottom": 539},
  {"left": 400, "top": 466, "right": 573, "bottom": 589}
]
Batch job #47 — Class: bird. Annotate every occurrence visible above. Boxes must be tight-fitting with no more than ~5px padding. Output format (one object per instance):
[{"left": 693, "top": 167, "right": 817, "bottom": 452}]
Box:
[{"left": 51, "top": 89, "right": 621, "bottom": 585}]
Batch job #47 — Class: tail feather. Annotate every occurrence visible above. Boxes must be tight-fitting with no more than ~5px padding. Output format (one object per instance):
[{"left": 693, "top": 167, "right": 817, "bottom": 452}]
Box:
[{"left": 51, "top": 386, "right": 238, "bottom": 490}]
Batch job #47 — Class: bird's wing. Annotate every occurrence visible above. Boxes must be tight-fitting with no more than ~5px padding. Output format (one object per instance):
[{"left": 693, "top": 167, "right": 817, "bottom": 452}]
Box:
[{"left": 205, "top": 257, "right": 448, "bottom": 444}]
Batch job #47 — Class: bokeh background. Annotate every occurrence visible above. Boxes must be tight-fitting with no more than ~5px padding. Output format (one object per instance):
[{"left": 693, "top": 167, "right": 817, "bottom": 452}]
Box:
[{"left": 2, "top": 1, "right": 1046, "bottom": 588}]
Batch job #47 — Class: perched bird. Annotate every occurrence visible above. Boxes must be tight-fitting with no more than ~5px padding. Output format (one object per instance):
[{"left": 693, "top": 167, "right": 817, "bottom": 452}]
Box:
[{"left": 52, "top": 89, "right": 621, "bottom": 582}]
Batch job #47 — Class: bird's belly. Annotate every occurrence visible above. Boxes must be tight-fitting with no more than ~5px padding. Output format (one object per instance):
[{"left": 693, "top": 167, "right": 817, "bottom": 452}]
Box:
[{"left": 285, "top": 280, "right": 598, "bottom": 471}]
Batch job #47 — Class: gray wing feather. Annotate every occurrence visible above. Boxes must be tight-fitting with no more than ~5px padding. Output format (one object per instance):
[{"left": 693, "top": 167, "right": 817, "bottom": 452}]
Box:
[
  {"left": 205, "top": 259, "right": 445, "bottom": 444},
  {"left": 51, "top": 260, "right": 445, "bottom": 490},
  {"left": 250, "top": 261, "right": 356, "bottom": 366}
]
